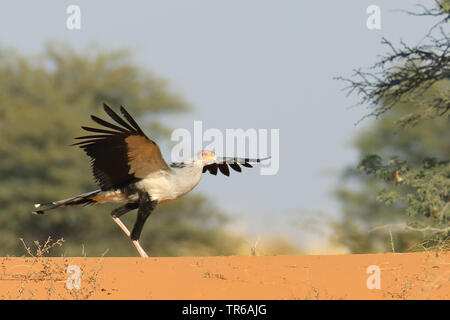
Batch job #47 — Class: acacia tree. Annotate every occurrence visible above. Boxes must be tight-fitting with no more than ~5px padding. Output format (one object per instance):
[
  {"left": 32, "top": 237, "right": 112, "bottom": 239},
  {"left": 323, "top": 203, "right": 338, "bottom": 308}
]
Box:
[{"left": 333, "top": 1, "right": 449, "bottom": 252}]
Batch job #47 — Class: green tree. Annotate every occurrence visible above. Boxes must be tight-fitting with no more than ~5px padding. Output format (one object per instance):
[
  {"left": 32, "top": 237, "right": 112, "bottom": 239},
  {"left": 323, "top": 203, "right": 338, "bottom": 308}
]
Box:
[
  {"left": 0, "top": 42, "right": 246, "bottom": 256},
  {"left": 333, "top": 2, "right": 449, "bottom": 253},
  {"left": 332, "top": 88, "right": 449, "bottom": 253}
]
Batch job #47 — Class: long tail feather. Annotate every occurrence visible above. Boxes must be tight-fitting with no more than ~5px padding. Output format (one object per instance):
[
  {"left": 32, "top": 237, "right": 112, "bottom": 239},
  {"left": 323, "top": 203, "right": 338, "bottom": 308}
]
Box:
[{"left": 32, "top": 190, "right": 101, "bottom": 215}]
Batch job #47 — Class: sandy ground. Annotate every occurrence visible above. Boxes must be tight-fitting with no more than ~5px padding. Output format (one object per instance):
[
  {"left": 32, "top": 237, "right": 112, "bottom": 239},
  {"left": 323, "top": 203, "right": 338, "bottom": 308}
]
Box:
[{"left": 0, "top": 251, "right": 448, "bottom": 299}]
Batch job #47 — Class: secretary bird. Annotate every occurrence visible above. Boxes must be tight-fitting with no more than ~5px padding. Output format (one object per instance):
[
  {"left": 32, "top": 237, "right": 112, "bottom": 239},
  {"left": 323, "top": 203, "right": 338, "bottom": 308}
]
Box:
[{"left": 33, "top": 104, "right": 269, "bottom": 257}]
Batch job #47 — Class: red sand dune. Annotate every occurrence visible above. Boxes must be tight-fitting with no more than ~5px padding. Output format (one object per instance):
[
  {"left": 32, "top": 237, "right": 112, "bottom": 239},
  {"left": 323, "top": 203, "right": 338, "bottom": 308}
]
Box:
[{"left": 0, "top": 251, "right": 448, "bottom": 299}]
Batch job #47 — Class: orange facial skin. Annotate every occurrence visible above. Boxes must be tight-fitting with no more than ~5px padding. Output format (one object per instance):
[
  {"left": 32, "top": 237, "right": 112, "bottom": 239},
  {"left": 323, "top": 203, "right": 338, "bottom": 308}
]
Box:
[{"left": 201, "top": 151, "right": 216, "bottom": 161}]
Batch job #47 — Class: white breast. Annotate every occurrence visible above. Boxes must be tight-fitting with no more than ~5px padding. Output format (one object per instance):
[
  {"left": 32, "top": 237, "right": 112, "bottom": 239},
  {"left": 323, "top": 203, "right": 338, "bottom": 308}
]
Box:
[{"left": 135, "top": 166, "right": 203, "bottom": 203}]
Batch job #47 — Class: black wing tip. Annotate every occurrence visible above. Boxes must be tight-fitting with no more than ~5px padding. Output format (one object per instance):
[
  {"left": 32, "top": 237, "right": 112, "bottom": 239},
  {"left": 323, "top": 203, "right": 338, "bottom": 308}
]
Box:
[
  {"left": 119, "top": 105, "right": 130, "bottom": 118},
  {"left": 102, "top": 103, "right": 116, "bottom": 116},
  {"left": 90, "top": 115, "right": 106, "bottom": 124},
  {"left": 218, "top": 164, "right": 230, "bottom": 176},
  {"left": 229, "top": 163, "right": 242, "bottom": 172},
  {"left": 204, "top": 164, "right": 218, "bottom": 175},
  {"left": 98, "top": 104, "right": 143, "bottom": 136}
]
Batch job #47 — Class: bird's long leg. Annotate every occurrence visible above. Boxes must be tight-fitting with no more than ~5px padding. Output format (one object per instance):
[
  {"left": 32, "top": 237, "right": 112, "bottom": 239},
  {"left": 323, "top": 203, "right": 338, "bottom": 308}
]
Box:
[
  {"left": 132, "top": 240, "right": 149, "bottom": 258},
  {"left": 112, "top": 217, "right": 131, "bottom": 237},
  {"left": 130, "top": 192, "right": 157, "bottom": 258},
  {"left": 111, "top": 203, "right": 139, "bottom": 239},
  {"left": 111, "top": 203, "right": 148, "bottom": 257}
]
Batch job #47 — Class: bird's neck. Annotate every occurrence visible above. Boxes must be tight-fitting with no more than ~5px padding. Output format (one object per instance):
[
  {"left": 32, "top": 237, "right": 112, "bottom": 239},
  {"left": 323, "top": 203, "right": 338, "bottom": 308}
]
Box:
[{"left": 170, "top": 163, "right": 203, "bottom": 195}]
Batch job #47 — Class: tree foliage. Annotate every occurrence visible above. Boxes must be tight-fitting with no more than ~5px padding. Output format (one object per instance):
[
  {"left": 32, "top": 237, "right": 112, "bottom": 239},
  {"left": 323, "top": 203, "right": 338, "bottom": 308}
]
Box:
[
  {"left": 333, "top": 1, "right": 449, "bottom": 253},
  {"left": 359, "top": 156, "right": 449, "bottom": 232},
  {"left": 336, "top": 0, "right": 449, "bottom": 127}
]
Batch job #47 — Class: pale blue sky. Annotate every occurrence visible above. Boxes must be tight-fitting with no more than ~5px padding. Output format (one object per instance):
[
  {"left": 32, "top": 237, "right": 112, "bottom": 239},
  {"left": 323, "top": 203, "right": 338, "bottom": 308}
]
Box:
[{"left": 0, "top": 1, "right": 441, "bottom": 249}]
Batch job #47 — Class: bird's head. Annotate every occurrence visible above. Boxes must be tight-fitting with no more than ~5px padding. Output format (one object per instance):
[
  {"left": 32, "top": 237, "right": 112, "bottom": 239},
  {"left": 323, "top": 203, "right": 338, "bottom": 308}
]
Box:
[{"left": 195, "top": 150, "right": 216, "bottom": 165}]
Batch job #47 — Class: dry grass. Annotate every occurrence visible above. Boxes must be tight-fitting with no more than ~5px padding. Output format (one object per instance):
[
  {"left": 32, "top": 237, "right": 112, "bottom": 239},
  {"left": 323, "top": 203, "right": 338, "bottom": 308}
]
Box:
[{"left": 0, "top": 237, "right": 104, "bottom": 300}]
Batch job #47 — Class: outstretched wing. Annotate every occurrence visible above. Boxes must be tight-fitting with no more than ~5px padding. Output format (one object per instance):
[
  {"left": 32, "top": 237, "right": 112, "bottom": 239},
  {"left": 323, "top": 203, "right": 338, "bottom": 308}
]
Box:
[
  {"left": 202, "top": 157, "right": 270, "bottom": 177},
  {"left": 74, "top": 104, "right": 169, "bottom": 190}
]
